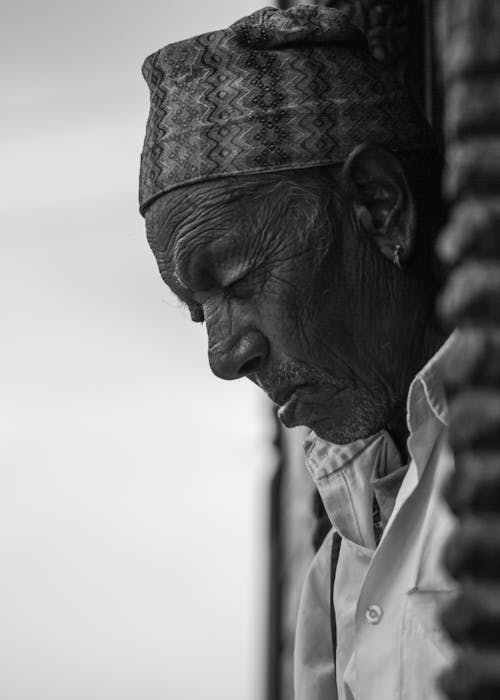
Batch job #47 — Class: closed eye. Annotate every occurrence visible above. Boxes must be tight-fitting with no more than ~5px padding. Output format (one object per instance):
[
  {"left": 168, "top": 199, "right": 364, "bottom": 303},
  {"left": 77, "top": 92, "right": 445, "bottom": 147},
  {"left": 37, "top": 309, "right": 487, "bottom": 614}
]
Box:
[{"left": 224, "top": 272, "right": 252, "bottom": 299}]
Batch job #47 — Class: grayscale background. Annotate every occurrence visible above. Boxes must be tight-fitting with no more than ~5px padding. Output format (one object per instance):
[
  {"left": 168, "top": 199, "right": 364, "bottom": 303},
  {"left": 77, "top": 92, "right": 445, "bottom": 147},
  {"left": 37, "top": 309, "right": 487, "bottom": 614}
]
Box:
[{"left": 0, "top": 2, "right": 272, "bottom": 699}]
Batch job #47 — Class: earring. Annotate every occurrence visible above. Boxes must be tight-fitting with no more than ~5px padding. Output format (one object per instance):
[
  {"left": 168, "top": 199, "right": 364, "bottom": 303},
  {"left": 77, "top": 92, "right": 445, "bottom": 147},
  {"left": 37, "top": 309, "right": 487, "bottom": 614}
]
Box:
[{"left": 393, "top": 244, "right": 403, "bottom": 270}]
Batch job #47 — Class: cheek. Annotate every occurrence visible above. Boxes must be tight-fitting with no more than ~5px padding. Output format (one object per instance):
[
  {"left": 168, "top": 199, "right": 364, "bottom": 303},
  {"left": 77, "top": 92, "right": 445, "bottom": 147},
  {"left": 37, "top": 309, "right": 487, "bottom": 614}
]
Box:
[
  {"left": 282, "top": 253, "right": 358, "bottom": 366},
  {"left": 256, "top": 271, "right": 318, "bottom": 355}
]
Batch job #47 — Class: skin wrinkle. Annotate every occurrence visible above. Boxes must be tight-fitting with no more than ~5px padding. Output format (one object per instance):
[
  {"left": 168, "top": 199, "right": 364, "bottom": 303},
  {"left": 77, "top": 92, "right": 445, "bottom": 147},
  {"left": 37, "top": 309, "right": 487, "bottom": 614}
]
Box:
[
  {"left": 145, "top": 152, "right": 446, "bottom": 450},
  {"left": 206, "top": 302, "right": 232, "bottom": 359}
]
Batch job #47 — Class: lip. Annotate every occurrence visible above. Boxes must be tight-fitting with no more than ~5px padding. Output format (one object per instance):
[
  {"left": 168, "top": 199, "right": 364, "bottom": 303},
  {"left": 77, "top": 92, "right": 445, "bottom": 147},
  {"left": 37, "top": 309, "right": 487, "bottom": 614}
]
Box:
[
  {"left": 276, "top": 386, "right": 309, "bottom": 427},
  {"left": 276, "top": 385, "right": 347, "bottom": 429},
  {"left": 270, "top": 384, "right": 306, "bottom": 407}
]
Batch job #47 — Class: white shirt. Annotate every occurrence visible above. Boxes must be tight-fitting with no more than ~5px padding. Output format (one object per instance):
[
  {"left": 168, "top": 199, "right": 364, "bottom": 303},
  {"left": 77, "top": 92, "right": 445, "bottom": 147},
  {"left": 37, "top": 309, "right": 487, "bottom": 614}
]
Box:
[{"left": 294, "top": 336, "right": 457, "bottom": 700}]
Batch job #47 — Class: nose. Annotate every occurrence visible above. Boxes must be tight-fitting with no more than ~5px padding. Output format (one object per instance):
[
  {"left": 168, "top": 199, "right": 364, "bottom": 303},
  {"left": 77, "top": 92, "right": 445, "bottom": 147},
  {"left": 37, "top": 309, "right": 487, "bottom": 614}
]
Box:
[{"left": 209, "top": 329, "right": 269, "bottom": 380}]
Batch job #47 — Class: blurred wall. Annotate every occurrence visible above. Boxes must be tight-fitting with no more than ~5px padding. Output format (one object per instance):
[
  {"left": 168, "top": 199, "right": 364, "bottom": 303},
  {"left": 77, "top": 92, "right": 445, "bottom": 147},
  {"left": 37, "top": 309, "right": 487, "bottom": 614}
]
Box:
[{"left": 0, "top": 3, "right": 272, "bottom": 699}]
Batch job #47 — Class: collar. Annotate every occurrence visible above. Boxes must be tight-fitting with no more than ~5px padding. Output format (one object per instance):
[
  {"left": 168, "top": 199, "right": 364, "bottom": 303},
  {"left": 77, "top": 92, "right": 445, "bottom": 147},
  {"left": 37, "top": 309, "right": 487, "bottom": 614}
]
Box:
[
  {"left": 406, "top": 332, "right": 455, "bottom": 433},
  {"left": 304, "top": 430, "right": 402, "bottom": 547}
]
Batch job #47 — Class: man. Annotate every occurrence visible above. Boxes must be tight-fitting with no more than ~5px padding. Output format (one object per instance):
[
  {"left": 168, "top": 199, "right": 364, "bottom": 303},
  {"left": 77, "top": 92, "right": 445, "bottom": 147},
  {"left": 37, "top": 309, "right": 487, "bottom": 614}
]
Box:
[{"left": 139, "top": 6, "right": 455, "bottom": 699}]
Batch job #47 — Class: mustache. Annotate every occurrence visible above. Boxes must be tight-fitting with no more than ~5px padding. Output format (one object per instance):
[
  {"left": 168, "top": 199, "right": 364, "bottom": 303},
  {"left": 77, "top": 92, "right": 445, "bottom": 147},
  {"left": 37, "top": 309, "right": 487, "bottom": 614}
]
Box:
[{"left": 252, "top": 359, "right": 343, "bottom": 403}]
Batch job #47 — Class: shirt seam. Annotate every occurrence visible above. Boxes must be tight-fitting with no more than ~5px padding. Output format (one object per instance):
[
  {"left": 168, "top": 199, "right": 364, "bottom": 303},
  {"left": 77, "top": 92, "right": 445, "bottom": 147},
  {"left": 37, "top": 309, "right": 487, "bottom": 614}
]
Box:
[
  {"left": 333, "top": 469, "right": 364, "bottom": 544},
  {"left": 420, "top": 376, "right": 448, "bottom": 426}
]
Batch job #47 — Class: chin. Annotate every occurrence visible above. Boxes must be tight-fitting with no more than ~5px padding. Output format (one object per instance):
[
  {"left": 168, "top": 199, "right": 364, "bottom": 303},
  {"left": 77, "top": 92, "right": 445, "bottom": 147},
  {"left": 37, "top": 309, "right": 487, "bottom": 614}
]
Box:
[
  {"left": 304, "top": 396, "right": 389, "bottom": 445},
  {"left": 310, "top": 418, "right": 382, "bottom": 445},
  {"left": 277, "top": 385, "right": 392, "bottom": 445}
]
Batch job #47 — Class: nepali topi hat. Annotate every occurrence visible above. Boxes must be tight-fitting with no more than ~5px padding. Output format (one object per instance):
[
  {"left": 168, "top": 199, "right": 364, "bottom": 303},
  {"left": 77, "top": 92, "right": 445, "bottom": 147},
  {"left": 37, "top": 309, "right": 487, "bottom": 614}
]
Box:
[{"left": 139, "top": 5, "right": 435, "bottom": 215}]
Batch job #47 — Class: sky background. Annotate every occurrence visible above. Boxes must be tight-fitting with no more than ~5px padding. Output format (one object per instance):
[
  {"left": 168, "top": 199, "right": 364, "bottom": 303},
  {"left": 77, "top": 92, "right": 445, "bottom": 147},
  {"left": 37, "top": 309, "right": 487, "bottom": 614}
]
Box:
[{"left": 0, "top": 2, "right": 277, "bottom": 699}]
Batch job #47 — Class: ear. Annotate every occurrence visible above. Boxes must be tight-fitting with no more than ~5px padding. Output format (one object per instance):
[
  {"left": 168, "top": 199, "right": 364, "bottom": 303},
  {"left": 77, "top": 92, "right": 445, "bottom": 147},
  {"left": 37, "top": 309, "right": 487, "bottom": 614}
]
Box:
[{"left": 341, "top": 143, "right": 417, "bottom": 268}]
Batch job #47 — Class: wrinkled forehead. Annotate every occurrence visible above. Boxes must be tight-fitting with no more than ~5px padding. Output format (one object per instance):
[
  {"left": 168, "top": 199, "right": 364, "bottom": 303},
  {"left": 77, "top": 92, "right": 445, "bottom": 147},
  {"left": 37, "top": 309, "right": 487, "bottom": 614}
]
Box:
[
  {"left": 145, "top": 178, "right": 251, "bottom": 257},
  {"left": 144, "top": 176, "right": 271, "bottom": 293},
  {"left": 145, "top": 171, "right": 297, "bottom": 259}
]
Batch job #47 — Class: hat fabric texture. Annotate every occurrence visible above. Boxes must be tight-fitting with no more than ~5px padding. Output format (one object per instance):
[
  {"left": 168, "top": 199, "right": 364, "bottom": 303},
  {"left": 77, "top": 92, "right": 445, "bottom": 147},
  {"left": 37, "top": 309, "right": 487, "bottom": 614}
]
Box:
[{"left": 139, "top": 5, "right": 435, "bottom": 215}]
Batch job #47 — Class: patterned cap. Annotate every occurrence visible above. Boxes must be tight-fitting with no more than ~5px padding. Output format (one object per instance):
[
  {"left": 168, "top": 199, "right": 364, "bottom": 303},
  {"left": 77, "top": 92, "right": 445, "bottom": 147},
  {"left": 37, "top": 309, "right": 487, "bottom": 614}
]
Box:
[{"left": 139, "top": 5, "right": 435, "bottom": 215}]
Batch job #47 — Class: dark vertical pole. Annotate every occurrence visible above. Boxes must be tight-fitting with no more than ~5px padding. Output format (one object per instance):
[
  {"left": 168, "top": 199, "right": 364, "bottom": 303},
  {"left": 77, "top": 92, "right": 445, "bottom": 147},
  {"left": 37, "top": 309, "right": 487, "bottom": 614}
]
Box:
[
  {"left": 435, "top": 1, "right": 500, "bottom": 697},
  {"left": 266, "top": 410, "right": 284, "bottom": 700},
  {"left": 423, "top": 0, "right": 442, "bottom": 130}
]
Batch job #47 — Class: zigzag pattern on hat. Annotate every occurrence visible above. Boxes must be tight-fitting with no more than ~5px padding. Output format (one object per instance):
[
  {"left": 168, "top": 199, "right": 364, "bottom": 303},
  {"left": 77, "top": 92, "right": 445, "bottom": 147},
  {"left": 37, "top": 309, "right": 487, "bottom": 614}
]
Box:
[{"left": 139, "top": 5, "right": 435, "bottom": 215}]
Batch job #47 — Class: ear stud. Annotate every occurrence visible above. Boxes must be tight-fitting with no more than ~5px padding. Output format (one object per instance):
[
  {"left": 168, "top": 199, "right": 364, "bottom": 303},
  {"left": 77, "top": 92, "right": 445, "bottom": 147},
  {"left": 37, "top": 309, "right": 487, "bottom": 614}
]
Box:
[{"left": 393, "top": 244, "right": 404, "bottom": 270}]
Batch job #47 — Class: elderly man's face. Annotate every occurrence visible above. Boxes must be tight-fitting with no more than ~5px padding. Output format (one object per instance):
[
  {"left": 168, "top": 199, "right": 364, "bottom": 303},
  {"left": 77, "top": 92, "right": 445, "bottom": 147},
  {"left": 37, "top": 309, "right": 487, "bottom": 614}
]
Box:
[{"left": 146, "top": 161, "right": 433, "bottom": 444}]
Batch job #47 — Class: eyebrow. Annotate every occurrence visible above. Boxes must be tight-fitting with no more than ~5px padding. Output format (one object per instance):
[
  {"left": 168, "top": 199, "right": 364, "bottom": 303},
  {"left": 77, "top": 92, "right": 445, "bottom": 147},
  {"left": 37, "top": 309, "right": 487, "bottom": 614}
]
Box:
[{"left": 173, "top": 283, "right": 193, "bottom": 308}]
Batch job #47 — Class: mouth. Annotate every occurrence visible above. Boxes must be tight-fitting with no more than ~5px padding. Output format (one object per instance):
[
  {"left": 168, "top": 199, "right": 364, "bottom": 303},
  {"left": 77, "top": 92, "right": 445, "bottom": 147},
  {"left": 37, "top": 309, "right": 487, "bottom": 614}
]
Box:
[
  {"left": 276, "top": 391, "right": 302, "bottom": 427},
  {"left": 275, "top": 384, "right": 314, "bottom": 427},
  {"left": 275, "top": 384, "right": 347, "bottom": 429},
  {"left": 270, "top": 383, "right": 307, "bottom": 408}
]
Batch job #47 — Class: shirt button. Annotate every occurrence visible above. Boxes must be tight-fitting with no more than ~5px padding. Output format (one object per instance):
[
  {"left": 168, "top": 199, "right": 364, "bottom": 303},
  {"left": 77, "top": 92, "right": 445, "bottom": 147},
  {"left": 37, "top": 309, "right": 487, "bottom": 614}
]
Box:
[{"left": 365, "top": 604, "right": 383, "bottom": 624}]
